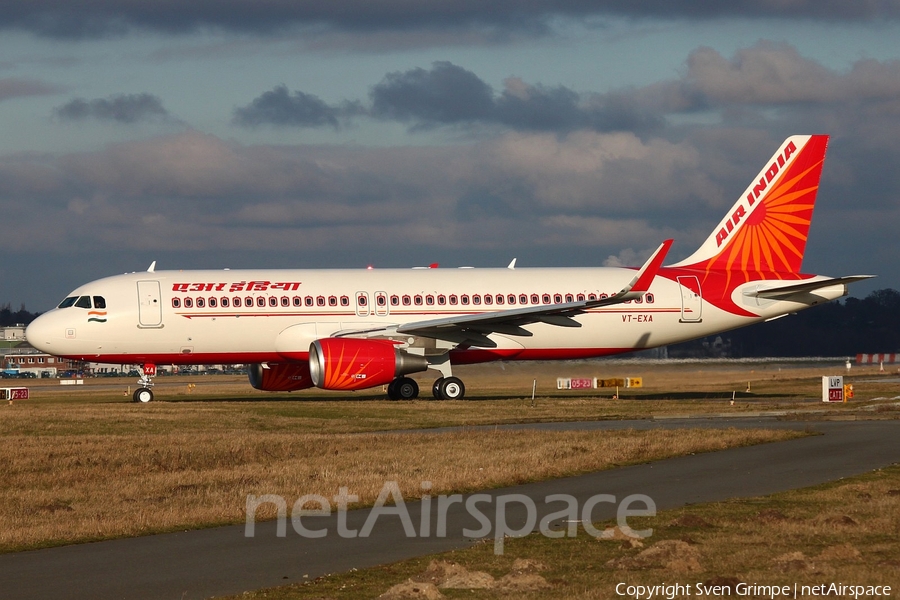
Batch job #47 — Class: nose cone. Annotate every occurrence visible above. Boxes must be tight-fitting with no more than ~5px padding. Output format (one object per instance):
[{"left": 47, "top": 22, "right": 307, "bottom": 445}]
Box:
[{"left": 25, "top": 312, "right": 61, "bottom": 353}]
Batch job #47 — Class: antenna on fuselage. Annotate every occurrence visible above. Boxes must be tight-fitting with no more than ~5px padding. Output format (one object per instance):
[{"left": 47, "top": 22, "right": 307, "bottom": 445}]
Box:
[
  {"left": 507, "top": 258, "right": 517, "bottom": 270},
  {"left": 147, "top": 261, "right": 157, "bottom": 273}
]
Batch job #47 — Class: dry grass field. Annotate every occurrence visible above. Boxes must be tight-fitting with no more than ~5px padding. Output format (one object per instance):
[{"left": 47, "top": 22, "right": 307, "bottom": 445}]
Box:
[{"left": 1, "top": 358, "right": 898, "bottom": 597}]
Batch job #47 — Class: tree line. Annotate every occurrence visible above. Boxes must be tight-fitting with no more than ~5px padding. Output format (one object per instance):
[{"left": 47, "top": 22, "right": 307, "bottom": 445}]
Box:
[
  {"left": 0, "top": 304, "right": 37, "bottom": 327},
  {"left": 3, "top": 289, "right": 899, "bottom": 357},
  {"left": 669, "top": 288, "right": 900, "bottom": 358}
]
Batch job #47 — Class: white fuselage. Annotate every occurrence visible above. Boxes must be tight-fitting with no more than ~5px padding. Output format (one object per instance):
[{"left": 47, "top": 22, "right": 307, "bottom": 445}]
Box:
[{"left": 24, "top": 266, "right": 845, "bottom": 367}]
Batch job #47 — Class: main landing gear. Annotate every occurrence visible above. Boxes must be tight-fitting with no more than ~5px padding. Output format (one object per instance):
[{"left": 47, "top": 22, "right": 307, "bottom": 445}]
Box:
[{"left": 386, "top": 376, "right": 466, "bottom": 400}]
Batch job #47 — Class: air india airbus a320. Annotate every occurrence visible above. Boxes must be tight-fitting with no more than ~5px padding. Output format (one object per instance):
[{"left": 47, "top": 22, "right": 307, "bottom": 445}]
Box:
[{"left": 26, "top": 135, "right": 871, "bottom": 402}]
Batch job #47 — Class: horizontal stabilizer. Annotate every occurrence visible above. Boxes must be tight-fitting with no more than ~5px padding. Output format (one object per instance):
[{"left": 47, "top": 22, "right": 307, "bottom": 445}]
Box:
[{"left": 747, "top": 275, "right": 875, "bottom": 300}]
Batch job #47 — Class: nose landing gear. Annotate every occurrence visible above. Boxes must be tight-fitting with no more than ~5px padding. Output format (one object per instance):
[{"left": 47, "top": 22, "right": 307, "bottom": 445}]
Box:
[{"left": 132, "top": 363, "right": 156, "bottom": 403}]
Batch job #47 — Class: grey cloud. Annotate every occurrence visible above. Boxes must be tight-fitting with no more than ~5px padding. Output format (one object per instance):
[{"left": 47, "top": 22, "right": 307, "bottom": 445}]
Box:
[
  {"left": 238, "top": 63, "right": 661, "bottom": 133},
  {"left": 636, "top": 42, "right": 900, "bottom": 116},
  {"left": 233, "top": 85, "right": 363, "bottom": 128},
  {"left": 369, "top": 62, "right": 495, "bottom": 126},
  {"left": 259, "top": 62, "right": 660, "bottom": 134},
  {"left": 6, "top": 1, "right": 900, "bottom": 39},
  {"left": 55, "top": 93, "right": 169, "bottom": 124},
  {"left": 240, "top": 45, "right": 900, "bottom": 136}
]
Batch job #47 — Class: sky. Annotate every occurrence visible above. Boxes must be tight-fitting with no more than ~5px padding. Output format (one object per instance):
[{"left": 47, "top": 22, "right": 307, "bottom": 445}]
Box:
[{"left": 2, "top": 1, "right": 900, "bottom": 311}]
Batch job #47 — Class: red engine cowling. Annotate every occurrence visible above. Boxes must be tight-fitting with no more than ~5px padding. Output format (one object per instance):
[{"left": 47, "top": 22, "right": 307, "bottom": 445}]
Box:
[
  {"left": 248, "top": 363, "right": 314, "bottom": 392},
  {"left": 309, "top": 338, "right": 429, "bottom": 391}
]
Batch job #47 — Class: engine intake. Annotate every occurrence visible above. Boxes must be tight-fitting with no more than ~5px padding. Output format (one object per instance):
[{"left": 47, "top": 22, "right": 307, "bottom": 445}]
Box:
[{"left": 309, "top": 338, "right": 429, "bottom": 391}]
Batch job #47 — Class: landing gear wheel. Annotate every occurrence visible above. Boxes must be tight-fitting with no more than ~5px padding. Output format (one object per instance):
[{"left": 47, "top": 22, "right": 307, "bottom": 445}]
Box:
[
  {"left": 133, "top": 388, "right": 154, "bottom": 403},
  {"left": 387, "top": 377, "right": 419, "bottom": 400},
  {"left": 396, "top": 377, "right": 419, "bottom": 400},
  {"left": 432, "top": 378, "right": 445, "bottom": 400},
  {"left": 438, "top": 377, "right": 465, "bottom": 400}
]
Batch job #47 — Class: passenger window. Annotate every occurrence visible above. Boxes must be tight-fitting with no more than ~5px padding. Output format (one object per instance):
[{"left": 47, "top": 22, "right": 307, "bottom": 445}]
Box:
[
  {"left": 531, "top": 294, "right": 539, "bottom": 304},
  {"left": 645, "top": 293, "right": 655, "bottom": 304},
  {"left": 577, "top": 294, "right": 585, "bottom": 302},
  {"left": 519, "top": 294, "right": 528, "bottom": 304},
  {"left": 184, "top": 298, "right": 194, "bottom": 308},
  {"left": 197, "top": 297, "right": 205, "bottom": 308},
  {"left": 461, "top": 295, "right": 469, "bottom": 305},
  {"left": 75, "top": 296, "right": 92, "bottom": 309},
  {"left": 391, "top": 295, "right": 400, "bottom": 306},
  {"left": 449, "top": 295, "right": 458, "bottom": 305},
  {"left": 565, "top": 294, "right": 574, "bottom": 303},
  {"left": 402, "top": 295, "right": 411, "bottom": 306},
  {"left": 507, "top": 294, "right": 516, "bottom": 305},
  {"left": 317, "top": 296, "right": 326, "bottom": 307},
  {"left": 329, "top": 296, "right": 337, "bottom": 307},
  {"left": 588, "top": 293, "right": 597, "bottom": 301},
  {"left": 472, "top": 295, "right": 481, "bottom": 305},
  {"left": 341, "top": 296, "right": 350, "bottom": 306},
  {"left": 426, "top": 295, "right": 435, "bottom": 305},
  {"left": 281, "top": 296, "right": 289, "bottom": 307},
  {"left": 554, "top": 294, "right": 562, "bottom": 304},
  {"left": 209, "top": 297, "right": 217, "bottom": 308},
  {"left": 93, "top": 296, "right": 106, "bottom": 309},
  {"left": 414, "top": 295, "right": 423, "bottom": 306},
  {"left": 484, "top": 295, "right": 492, "bottom": 305},
  {"left": 222, "top": 297, "right": 230, "bottom": 308},
  {"left": 305, "top": 296, "right": 314, "bottom": 307},
  {"left": 258, "top": 297, "right": 266, "bottom": 307},
  {"left": 245, "top": 297, "right": 253, "bottom": 307},
  {"left": 496, "top": 294, "right": 504, "bottom": 305},
  {"left": 269, "top": 297, "right": 277, "bottom": 307},
  {"left": 438, "top": 295, "right": 446, "bottom": 305},
  {"left": 377, "top": 295, "right": 386, "bottom": 306},
  {"left": 293, "top": 296, "right": 302, "bottom": 307},
  {"left": 172, "top": 298, "right": 181, "bottom": 309},
  {"left": 542, "top": 294, "right": 551, "bottom": 304}
]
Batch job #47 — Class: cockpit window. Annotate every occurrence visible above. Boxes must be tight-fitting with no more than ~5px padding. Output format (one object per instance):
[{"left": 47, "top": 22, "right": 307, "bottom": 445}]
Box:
[
  {"left": 93, "top": 296, "right": 106, "bottom": 309},
  {"left": 74, "top": 296, "right": 92, "bottom": 309},
  {"left": 58, "top": 296, "right": 78, "bottom": 309}
]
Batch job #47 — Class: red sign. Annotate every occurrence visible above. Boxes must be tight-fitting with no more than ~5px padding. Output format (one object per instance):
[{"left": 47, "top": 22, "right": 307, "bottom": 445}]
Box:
[
  {"left": 143, "top": 364, "right": 157, "bottom": 376},
  {"left": 569, "top": 378, "right": 595, "bottom": 390},
  {"left": 2, "top": 388, "right": 29, "bottom": 400}
]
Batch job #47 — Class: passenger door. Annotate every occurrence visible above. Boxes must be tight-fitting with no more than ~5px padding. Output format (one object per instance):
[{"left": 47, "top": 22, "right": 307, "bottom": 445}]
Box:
[{"left": 137, "top": 281, "right": 163, "bottom": 328}]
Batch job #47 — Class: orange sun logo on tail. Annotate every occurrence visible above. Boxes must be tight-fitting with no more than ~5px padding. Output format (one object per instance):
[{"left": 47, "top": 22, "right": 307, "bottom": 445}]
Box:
[{"left": 673, "top": 135, "right": 829, "bottom": 290}]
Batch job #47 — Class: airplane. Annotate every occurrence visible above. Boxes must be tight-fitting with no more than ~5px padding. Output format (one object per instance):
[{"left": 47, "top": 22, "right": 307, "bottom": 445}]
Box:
[{"left": 25, "top": 134, "right": 872, "bottom": 403}]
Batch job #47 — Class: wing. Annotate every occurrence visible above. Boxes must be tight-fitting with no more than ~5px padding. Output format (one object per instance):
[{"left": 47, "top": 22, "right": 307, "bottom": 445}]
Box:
[{"left": 336, "top": 240, "right": 673, "bottom": 348}]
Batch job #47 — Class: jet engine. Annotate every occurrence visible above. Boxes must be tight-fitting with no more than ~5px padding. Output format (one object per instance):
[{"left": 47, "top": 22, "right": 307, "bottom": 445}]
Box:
[
  {"left": 308, "top": 338, "right": 429, "bottom": 391},
  {"left": 248, "top": 362, "right": 314, "bottom": 392}
]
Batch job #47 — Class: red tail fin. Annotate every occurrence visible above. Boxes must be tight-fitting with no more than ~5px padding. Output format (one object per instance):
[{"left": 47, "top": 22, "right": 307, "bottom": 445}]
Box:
[{"left": 673, "top": 135, "right": 829, "bottom": 278}]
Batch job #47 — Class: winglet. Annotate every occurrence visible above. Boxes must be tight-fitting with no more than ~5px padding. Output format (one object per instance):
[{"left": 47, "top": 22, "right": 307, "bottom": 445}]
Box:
[
  {"left": 507, "top": 258, "right": 517, "bottom": 270},
  {"left": 621, "top": 239, "right": 673, "bottom": 295},
  {"left": 147, "top": 261, "right": 157, "bottom": 273}
]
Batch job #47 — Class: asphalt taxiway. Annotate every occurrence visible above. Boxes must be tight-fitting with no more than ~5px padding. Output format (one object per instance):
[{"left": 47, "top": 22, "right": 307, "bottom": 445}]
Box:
[{"left": 0, "top": 417, "right": 897, "bottom": 600}]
